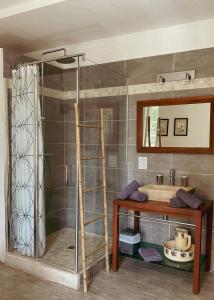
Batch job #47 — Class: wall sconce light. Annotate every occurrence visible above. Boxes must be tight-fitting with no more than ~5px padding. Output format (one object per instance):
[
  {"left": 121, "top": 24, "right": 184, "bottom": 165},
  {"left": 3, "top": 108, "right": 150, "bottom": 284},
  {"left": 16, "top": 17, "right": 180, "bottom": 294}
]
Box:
[{"left": 157, "top": 70, "right": 195, "bottom": 83}]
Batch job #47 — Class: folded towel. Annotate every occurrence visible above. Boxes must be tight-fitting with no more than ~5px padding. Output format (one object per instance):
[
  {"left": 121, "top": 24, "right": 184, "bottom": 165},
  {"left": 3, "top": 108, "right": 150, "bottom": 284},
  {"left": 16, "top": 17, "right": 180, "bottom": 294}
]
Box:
[
  {"left": 193, "top": 192, "right": 206, "bottom": 202},
  {"left": 176, "top": 189, "right": 202, "bottom": 209},
  {"left": 169, "top": 197, "right": 189, "bottom": 208},
  {"left": 118, "top": 180, "right": 140, "bottom": 200},
  {"left": 138, "top": 247, "right": 162, "bottom": 262},
  {"left": 119, "top": 232, "right": 141, "bottom": 244},
  {"left": 129, "top": 190, "right": 148, "bottom": 202}
]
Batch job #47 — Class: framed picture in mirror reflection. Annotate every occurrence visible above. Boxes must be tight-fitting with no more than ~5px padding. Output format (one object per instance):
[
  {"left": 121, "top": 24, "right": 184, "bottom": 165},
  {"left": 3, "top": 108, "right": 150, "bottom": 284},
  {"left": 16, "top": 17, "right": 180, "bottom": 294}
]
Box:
[
  {"left": 174, "top": 118, "right": 188, "bottom": 136},
  {"left": 160, "top": 118, "right": 169, "bottom": 136}
]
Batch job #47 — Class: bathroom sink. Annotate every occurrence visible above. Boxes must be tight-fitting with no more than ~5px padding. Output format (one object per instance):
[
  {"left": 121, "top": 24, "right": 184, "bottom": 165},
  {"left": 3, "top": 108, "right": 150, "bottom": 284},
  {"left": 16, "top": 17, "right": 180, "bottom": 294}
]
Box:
[{"left": 138, "top": 184, "right": 195, "bottom": 202}]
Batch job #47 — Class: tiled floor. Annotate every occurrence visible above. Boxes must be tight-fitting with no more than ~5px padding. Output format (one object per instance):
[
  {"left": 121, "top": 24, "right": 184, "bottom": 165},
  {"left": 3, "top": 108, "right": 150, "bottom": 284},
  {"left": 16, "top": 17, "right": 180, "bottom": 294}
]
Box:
[
  {"left": 1, "top": 257, "right": 214, "bottom": 300},
  {"left": 41, "top": 228, "right": 110, "bottom": 271}
]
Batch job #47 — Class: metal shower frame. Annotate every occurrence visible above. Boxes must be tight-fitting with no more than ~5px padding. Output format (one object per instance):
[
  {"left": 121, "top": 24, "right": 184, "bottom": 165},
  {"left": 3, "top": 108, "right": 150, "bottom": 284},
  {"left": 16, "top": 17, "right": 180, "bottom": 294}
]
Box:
[{"left": 9, "top": 48, "right": 85, "bottom": 274}]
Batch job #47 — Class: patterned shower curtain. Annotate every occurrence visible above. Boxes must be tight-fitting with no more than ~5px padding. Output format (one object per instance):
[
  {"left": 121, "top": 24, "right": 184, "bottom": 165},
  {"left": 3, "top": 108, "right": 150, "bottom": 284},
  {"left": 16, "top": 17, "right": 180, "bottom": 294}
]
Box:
[{"left": 10, "top": 65, "right": 46, "bottom": 257}]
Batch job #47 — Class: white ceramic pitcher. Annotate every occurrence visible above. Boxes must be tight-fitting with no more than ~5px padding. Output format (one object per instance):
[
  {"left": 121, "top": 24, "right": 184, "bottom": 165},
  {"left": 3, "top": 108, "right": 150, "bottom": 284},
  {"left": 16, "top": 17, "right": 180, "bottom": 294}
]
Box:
[{"left": 175, "top": 227, "right": 191, "bottom": 251}]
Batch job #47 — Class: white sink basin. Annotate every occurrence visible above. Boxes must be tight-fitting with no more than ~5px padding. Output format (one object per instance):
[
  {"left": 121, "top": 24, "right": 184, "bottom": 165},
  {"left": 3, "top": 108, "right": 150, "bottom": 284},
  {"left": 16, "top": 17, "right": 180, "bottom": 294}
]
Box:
[{"left": 138, "top": 184, "right": 195, "bottom": 202}]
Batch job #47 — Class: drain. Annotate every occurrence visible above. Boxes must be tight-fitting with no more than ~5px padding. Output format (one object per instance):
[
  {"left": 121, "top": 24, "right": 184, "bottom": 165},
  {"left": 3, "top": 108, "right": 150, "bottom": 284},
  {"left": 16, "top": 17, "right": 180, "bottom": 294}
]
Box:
[{"left": 67, "top": 245, "right": 75, "bottom": 249}]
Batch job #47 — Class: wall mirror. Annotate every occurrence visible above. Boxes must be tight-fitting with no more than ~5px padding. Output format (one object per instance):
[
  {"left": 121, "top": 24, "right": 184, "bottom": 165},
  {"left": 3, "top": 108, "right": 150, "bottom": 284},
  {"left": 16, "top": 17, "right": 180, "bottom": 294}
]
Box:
[{"left": 137, "top": 96, "right": 214, "bottom": 154}]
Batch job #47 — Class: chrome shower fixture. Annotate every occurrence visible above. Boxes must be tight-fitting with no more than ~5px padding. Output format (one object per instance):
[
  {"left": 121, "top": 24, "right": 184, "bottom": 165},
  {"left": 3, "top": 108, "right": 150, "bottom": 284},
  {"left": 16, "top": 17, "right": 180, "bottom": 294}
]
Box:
[
  {"left": 185, "top": 72, "right": 191, "bottom": 81},
  {"left": 41, "top": 48, "right": 85, "bottom": 64},
  {"left": 157, "top": 70, "right": 195, "bottom": 83},
  {"left": 56, "top": 56, "right": 76, "bottom": 64},
  {"left": 158, "top": 75, "right": 166, "bottom": 84},
  {"left": 42, "top": 48, "right": 67, "bottom": 60}
]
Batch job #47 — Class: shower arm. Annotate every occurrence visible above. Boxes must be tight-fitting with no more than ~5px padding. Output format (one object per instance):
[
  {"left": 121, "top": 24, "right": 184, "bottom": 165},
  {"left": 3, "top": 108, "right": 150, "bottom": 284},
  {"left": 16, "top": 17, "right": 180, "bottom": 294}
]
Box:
[{"left": 42, "top": 48, "right": 67, "bottom": 60}]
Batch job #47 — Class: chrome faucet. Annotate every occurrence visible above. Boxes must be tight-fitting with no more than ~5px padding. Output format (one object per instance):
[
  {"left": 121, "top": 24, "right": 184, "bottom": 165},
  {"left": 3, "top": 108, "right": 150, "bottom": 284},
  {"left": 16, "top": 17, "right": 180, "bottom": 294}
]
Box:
[{"left": 169, "top": 168, "right": 176, "bottom": 186}]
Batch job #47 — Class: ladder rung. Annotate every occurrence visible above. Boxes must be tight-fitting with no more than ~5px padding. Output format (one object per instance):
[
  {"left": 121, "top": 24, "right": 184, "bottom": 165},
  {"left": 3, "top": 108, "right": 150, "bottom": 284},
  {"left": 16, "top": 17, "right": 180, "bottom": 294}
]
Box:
[
  {"left": 86, "top": 243, "right": 106, "bottom": 259},
  {"left": 83, "top": 186, "right": 104, "bottom": 193},
  {"left": 79, "top": 124, "right": 101, "bottom": 129},
  {"left": 84, "top": 215, "right": 105, "bottom": 226},
  {"left": 81, "top": 156, "right": 103, "bottom": 160}
]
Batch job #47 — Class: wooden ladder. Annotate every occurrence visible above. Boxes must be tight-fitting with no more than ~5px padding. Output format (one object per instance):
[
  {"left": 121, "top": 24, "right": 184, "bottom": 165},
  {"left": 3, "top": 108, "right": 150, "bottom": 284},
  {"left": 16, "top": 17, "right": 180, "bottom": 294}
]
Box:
[{"left": 74, "top": 103, "right": 110, "bottom": 293}]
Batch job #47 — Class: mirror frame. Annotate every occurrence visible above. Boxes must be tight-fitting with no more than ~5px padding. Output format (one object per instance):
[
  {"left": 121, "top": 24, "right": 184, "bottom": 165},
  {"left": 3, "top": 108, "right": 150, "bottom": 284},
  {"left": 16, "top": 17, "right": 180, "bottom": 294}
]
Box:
[{"left": 137, "top": 95, "right": 214, "bottom": 154}]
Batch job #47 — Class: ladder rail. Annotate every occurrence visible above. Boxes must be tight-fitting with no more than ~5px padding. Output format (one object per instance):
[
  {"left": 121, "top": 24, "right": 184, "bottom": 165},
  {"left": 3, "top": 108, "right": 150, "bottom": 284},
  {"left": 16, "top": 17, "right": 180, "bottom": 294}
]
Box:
[
  {"left": 100, "top": 109, "right": 110, "bottom": 273},
  {"left": 74, "top": 103, "right": 88, "bottom": 293},
  {"left": 74, "top": 104, "right": 110, "bottom": 293}
]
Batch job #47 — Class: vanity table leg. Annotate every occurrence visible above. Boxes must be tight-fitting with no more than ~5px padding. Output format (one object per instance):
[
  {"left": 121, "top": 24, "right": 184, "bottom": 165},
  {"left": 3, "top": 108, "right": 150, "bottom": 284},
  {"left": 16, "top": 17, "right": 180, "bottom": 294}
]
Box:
[
  {"left": 193, "top": 215, "right": 202, "bottom": 294},
  {"left": 205, "top": 206, "right": 213, "bottom": 271},
  {"left": 112, "top": 203, "right": 119, "bottom": 272}
]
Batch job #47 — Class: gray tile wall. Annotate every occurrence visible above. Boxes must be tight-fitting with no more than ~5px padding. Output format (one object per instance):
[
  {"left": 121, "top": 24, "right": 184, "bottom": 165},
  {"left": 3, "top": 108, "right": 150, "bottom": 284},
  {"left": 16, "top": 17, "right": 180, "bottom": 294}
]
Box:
[
  {"left": 44, "top": 96, "right": 65, "bottom": 234},
  {"left": 81, "top": 94, "right": 127, "bottom": 236},
  {"left": 62, "top": 64, "right": 128, "bottom": 238},
  {"left": 65, "top": 47, "right": 214, "bottom": 270},
  {"left": 4, "top": 47, "right": 214, "bottom": 270},
  {"left": 125, "top": 48, "right": 214, "bottom": 271},
  {"left": 43, "top": 63, "right": 64, "bottom": 91},
  {"left": 61, "top": 65, "right": 127, "bottom": 234},
  {"left": 40, "top": 62, "right": 65, "bottom": 234},
  {"left": 44, "top": 96, "right": 82, "bottom": 235},
  {"left": 3, "top": 48, "right": 32, "bottom": 78}
]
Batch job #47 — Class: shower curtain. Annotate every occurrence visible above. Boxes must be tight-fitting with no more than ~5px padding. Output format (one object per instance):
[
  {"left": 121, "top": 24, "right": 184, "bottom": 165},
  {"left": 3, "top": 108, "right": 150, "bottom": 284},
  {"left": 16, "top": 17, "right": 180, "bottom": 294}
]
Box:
[{"left": 10, "top": 65, "right": 45, "bottom": 257}]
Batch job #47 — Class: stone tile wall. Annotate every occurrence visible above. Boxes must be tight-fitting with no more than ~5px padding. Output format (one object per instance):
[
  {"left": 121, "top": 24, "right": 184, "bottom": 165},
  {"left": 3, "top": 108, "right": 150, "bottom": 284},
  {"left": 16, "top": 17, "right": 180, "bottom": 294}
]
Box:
[
  {"left": 62, "top": 47, "right": 214, "bottom": 270},
  {"left": 125, "top": 48, "right": 214, "bottom": 271},
  {"left": 4, "top": 47, "right": 214, "bottom": 270},
  {"left": 62, "top": 65, "right": 127, "bottom": 237},
  {"left": 41, "top": 63, "right": 69, "bottom": 234}
]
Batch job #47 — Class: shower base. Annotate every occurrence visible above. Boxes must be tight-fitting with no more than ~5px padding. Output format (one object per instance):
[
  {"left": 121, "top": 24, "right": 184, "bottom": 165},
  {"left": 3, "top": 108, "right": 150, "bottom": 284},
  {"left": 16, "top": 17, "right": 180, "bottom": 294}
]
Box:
[
  {"left": 41, "top": 228, "right": 111, "bottom": 272},
  {"left": 5, "top": 228, "right": 111, "bottom": 290}
]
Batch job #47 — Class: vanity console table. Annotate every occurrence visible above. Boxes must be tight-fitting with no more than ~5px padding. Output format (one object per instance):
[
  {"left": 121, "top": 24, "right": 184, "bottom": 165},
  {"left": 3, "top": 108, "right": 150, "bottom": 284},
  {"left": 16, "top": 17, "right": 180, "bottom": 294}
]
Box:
[{"left": 112, "top": 199, "right": 213, "bottom": 294}]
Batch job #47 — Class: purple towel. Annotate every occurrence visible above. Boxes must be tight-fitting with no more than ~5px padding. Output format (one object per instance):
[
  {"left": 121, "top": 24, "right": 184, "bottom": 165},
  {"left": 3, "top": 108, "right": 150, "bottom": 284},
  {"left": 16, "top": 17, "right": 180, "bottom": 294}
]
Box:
[
  {"left": 129, "top": 191, "right": 148, "bottom": 202},
  {"left": 138, "top": 247, "right": 162, "bottom": 262},
  {"left": 118, "top": 180, "right": 140, "bottom": 200},
  {"left": 176, "top": 189, "right": 202, "bottom": 209},
  {"left": 193, "top": 192, "right": 206, "bottom": 202},
  {"left": 169, "top": 197, "right": 188, "bottom": 208}
]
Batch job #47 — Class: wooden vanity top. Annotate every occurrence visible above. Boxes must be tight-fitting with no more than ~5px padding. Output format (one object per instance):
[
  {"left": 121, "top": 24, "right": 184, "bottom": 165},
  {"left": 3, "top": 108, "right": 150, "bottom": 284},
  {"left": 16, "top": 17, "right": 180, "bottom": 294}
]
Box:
[{"left": 113, "top": 199, "right": 213, "bottom": 217}]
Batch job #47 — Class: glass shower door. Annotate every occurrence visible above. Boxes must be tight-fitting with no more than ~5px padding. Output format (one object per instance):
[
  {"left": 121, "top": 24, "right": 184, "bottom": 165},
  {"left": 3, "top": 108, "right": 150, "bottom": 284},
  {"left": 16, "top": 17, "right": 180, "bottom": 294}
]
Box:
[{"left": 38, "top": 59, "right": 80, "bottom": 272}]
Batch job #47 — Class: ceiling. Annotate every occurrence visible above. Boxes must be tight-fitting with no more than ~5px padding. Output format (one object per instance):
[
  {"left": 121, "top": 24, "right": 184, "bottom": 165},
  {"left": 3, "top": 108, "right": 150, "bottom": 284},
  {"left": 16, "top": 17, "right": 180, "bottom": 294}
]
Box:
[
  {"left": 0, "top": 0, "right": 22, "bottom": 10},
  {"left": 0, "top": 0, "right": 214, "bottom": 53}
]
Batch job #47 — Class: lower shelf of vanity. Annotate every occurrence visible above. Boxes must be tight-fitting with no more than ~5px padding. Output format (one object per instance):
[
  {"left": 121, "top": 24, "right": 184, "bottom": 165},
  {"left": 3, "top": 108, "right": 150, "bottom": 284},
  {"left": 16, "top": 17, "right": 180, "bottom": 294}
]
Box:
[{"left": 119, "top": 241, "right": 206, "bottom": 273}]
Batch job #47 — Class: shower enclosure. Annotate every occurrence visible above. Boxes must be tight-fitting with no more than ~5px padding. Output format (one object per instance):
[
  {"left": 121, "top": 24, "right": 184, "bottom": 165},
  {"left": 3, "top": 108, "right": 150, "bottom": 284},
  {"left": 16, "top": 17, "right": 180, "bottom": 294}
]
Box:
[{"left": 7, "top": 48, "right": 128, "bottom": 277}]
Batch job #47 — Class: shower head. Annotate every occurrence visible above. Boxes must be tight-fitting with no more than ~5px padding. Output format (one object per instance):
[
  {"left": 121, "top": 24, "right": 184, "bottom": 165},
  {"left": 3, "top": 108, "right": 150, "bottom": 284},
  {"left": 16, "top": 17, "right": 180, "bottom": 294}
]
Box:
[{"left": 56, "top": 56, "right": 76, "bottom": 64}]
